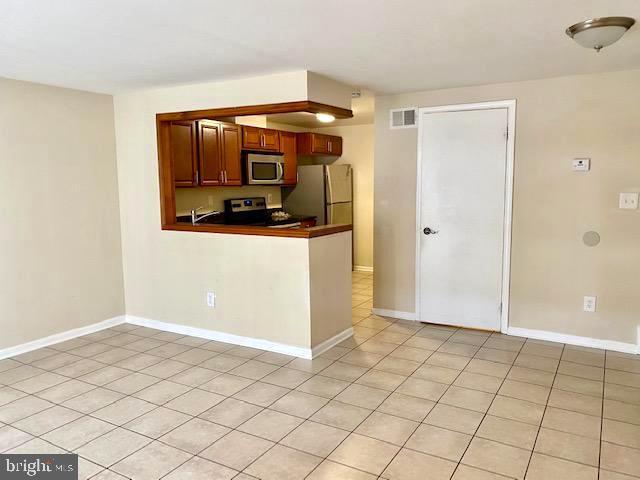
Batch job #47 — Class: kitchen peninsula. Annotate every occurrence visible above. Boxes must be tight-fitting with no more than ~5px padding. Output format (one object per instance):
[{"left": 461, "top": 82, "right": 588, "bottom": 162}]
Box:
[
  {"left": 148, "top": 99, "right": 354, "bottom": 358},
  {"left": 165, "top": 222, "right": 351, "bottom": 238}
]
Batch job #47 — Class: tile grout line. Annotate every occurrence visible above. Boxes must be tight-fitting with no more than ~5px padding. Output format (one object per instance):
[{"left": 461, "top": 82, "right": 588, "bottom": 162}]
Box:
[
  {"left": 598, "top": 352, "right": 607, "bottom": 480},
  {"left": 521, "top": 341, "right": 565, "bottom": 479},
  {"left": 447, "top": 332, "right": 525, "bottom": 478}
]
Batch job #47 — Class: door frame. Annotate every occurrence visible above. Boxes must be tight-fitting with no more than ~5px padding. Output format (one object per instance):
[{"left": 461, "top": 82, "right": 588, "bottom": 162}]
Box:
[{"left": 414, "top": 100, "right": 516, "bottom": 333}]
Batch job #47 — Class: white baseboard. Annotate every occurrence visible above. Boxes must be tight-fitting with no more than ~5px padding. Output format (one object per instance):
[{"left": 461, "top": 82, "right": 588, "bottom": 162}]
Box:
[
  {"left": 126, "top": 315, "right": 316, "bottom": 359},
  {"left": 508, "top": 326, "right": 639, "bottom": 355},
  {"left": 372, "top": 308, "right": 417, "bottom": 321},
  {"left": 0, "top": 316, "right": 126, "bottom": 361},
  {"left": 0, "top": 313, "right": 353, "bottom": 362},
  {"left": 127, "top": 316, "right": 353, "bottom": 360},
  {"left": 311, "top": 327, "right": 354, "bottom": 358},
  {"left": 353, "top": 265, "right": 374, "bottom": 273}
]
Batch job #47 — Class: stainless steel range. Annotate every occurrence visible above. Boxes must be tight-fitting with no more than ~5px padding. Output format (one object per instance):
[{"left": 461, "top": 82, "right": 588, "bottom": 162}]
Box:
[{"left": 223, "top": 197, "right": 302, "bottom": 228}]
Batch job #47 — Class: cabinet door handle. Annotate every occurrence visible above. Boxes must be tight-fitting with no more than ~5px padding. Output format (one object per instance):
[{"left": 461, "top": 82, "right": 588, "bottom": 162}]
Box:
[
  {"left": 195, "top": 170, "right": 199, "bottom": 185},
  {"left": 328, "top": 140, "right": 332, "bottom": 152},
  {"left": 260, "top": 134, "right": 264, "bottom": 147},
  {"left": 224, "top": 171, "right": 227, "bottom": 183}
]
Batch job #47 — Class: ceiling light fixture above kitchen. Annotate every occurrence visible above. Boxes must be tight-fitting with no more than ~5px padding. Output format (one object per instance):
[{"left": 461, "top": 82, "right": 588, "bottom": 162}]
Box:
[
  {"left": 316, "top": 113, "right": 336, "bottom": 123},
  {"left": 566, "top": 17, "right": 635, "bottom": 52}
]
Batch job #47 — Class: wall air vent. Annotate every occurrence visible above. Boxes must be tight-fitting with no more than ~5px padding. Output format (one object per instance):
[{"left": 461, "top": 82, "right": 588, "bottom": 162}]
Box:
[{"left": 390, "top": 107, "right": 418, "bottom": 129}]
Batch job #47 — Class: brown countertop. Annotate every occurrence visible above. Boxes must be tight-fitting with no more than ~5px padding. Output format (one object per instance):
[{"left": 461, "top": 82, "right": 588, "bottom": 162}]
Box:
[{"left": 162, "top": 222, "right": 352, "bottom": 238}]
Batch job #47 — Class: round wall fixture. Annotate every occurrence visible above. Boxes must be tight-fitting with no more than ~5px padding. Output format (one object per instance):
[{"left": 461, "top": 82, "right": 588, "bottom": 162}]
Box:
[
  {"left": 566, "top": 17, "right": 635, "bottom": 52},
  {"left": 583, "top": 231, "right": 601, "bottom": 247}
]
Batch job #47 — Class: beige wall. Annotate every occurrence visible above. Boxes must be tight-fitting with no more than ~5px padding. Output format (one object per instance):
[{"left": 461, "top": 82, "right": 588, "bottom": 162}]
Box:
[
  {"left": 313, "top": 124, "right": 375, "bottom": 269},
  {"left": 0, "top": 77, "right": 125, "bottom": 350},
  {"left": 307, "top": 72, "right": 353, "bottom": 110},
  {"left": 113, "top": 72, "right": 352, "bottom": 350},
  {"left": 374, "top": 69, "right": 640, "bottom": 344},
  {"left": 310, "top": 232, "right": 352, "bottom": 346}
]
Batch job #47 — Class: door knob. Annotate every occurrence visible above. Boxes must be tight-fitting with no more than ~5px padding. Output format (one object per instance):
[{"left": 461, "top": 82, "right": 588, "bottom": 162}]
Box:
[{"left": 423, "top": 227, "right": 439, "bottom": 235}]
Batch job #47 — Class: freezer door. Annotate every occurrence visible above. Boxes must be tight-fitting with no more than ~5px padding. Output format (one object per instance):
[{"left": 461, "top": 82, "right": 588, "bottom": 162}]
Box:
[
  {"left": 325, "top": 165, "right": 352, "bottom": 204},
  {"left": 327, "top": 201, "right": 353, "bottom": 225}
]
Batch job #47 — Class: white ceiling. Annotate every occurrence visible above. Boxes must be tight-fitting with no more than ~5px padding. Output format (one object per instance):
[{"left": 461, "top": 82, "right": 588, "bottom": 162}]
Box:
[{"left": 1, "top": 0, "right": 639, "bottom": 95}]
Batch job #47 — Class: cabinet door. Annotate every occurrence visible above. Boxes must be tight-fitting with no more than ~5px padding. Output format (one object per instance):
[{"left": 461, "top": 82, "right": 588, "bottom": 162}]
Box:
[
  {"left": 261, "top": 129, "right": 280, "bottom": 151},
  {"left": 170, "top": 121, "right": 198, "bottom": 187},
  {"left": 242, "top": 126, "right": 263, "bottom": 149},
  {"left": 328, "top": 135, "right": 343, "bottom": 156},
  {"left": 221, "top": 123, "right": 242, "bottom": 185},
  {"left": 312, "top": 133, "right": 330, "bottom": 154},
  {"left": 280, "top": 131, "right": 297, "bottom": 185},
  {"left": 198, "top": 121, "right": 222, "bottom": 186}
]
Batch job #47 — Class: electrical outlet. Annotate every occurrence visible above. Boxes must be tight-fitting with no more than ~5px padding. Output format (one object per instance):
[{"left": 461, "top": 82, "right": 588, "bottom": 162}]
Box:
[
  {"left": 206, "top": 292, "right": 215, "bottom": 308},
  {"left": 619, "top": 192, "right": 639, "bottom": 210},
  {"left": 267, "top": 193, "right": 273, "bottom": 204},
  {"left": 583, "top": 296, "right": 596, "bottom": 313},
  {"left": 208, "top": 196, "right": 214, "bottom": 208}
]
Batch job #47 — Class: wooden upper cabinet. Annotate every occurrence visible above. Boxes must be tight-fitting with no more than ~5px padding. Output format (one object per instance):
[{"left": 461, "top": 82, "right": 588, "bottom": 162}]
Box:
[
  {"left": 220, "top": 123, "right": 242, "bottom": 185},
  {"left": 192, "top": 120, "right": 242, "bottom": 187},
  {"left": 170, "top": 121, "right": 198, "bottom": 187},
  {"left": 280, "top": 131, "right": 297, "bottom": 185},
  {"left": 312, "top": 133, "right": 330, "bottom": 154},
  {"left": 327, "top": 135, "right": 342, "bottom": 156},
  {"left": 198, "top": 121, "right": 222, "bottom": 186},
  {"left": 242, "top": 126, "right": 262, "bottom": 150},
  {"left": 261, "top": 128, "right": 280, "bottom": 151},
  {"left": 241, "top": 126, "right": 280, "bottom": 152},
  {"left": 296, "top": 132, "right": 342, "bottom": 156}
]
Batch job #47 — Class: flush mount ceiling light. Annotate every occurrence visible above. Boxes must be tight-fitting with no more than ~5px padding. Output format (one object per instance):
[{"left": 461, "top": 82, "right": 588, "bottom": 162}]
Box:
[
  {"left": 316, "top": 113, "right": 335, "bottom": 123},
  {"left": 566, "top": 17, "right": 635, "bottom": 52}
]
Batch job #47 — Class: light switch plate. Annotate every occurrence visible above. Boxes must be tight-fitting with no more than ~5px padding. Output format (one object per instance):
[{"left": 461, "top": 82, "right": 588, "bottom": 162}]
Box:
[
  {"left": 572, "top": 158, "right": 590, "bottom": 172},
  {"left": 206, "top": 292, "right": 215, "bottom": 308},
  {"left": 619, "top": 192, "right": 639, "bottom": 210}
]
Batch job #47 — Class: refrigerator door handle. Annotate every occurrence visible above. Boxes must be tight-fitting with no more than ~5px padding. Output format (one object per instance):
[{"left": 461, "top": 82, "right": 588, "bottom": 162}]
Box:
[{"left": 325, "top": 170, "right": 334, "bottom": 205}]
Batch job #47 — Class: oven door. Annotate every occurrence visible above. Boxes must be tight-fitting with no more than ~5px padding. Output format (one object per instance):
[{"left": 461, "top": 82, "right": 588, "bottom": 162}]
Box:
[{"left": 247, "top": 155, "right": 285, "bottom": 185}]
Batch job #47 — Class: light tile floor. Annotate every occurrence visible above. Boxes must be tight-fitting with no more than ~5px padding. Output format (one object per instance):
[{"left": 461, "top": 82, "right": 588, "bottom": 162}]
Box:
[{"left": 0, "top": 271, "right": 639, "bottom": 479}]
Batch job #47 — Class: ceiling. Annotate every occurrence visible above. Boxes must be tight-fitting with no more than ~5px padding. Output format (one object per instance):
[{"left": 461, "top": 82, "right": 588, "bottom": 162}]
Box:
[{"left": 1, "top": 0, "right": 639, "bottom": 95}]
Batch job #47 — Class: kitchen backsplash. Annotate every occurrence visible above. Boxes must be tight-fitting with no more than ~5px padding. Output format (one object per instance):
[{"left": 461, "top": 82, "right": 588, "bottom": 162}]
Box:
[{"left": 175, "top": 186, "right": 283, "bottom": 215}]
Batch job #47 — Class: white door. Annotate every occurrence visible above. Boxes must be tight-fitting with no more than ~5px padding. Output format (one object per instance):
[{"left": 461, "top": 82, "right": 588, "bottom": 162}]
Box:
[{"left": 418, "top": 106, "right": 510, "bottom": 330}]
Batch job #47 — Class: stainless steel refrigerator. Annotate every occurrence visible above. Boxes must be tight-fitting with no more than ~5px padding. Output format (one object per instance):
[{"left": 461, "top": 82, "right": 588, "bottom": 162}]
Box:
[{"left": 283, "top": 164, "right": 352, "bottom": 225}]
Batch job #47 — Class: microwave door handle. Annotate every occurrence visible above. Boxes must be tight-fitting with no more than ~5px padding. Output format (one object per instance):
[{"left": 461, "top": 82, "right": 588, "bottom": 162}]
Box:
[{"left": 276, "top": 161, "right": 284, "bottom": 181}]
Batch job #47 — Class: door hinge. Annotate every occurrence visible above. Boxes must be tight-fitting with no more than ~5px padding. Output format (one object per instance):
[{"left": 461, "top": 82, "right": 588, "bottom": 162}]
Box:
[
  {"left": 504, "top": 126, "right": 509, "bottom": 140},
  {"left": 498, "top": 302, "right": 503, "bottom": 313}
]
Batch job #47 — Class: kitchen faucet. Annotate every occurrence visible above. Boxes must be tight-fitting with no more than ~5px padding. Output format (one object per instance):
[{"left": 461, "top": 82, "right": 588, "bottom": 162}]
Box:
[{"left": 191, "top": 206, "right": 220, "bottom": 225}]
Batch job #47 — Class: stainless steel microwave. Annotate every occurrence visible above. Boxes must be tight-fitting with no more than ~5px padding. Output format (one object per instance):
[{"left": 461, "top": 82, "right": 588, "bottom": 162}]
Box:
[{"left": 246, "top": 153, "right": 285, "bottom": 185}]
